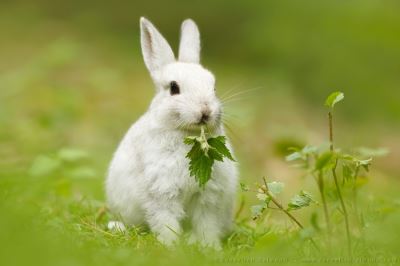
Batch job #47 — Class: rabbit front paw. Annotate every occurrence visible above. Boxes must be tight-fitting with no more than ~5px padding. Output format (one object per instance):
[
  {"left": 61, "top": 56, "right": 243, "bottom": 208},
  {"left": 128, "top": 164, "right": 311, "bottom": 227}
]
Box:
[
  {"left": 156, "top": 228, "right": 180, "bottom": 246},
  {"left": 187, "top": 232, "right": 222, "bottom": 251}
]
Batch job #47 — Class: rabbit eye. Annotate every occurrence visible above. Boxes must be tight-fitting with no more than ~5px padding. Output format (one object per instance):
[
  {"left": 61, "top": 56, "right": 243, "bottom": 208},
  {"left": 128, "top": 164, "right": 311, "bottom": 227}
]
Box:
[{"left": 169, "top": 81, "right": 180, "bottom": 95}]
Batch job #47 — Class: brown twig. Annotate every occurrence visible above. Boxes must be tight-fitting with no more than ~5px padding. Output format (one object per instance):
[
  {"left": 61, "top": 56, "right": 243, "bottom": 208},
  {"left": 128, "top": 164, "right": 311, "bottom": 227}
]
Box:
[
  {"left": 96, "top": 206, "right": 108, "bottom": 221},
  {"left": 261, "top": 177, "right": 303, "bottom": 228},
  {"left": 261, "top": 177, "right": 319, "bottom": 251}
]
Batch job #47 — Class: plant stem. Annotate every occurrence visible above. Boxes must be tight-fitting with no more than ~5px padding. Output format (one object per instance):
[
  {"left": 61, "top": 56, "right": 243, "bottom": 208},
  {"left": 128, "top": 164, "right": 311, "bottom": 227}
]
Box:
[
  {"left": 352, "top": 166, "right": 361, "bottom": 227},
  {"left": 332, "top": 160, "right": 351, "bottom": 252},
  {"left": 200, "top": 125, "right": 206, "bottom": 141},
  {"left": 234, "top": 196, "right": 245, "bottom": 220},
  {"left": 328, "top": 111, "right": 352, "bottom": 255},
  {"left": 329, "top": 112, "right": 334, "bottom": 151},
  {"left": 317, "top": 171, "right": 331, "bottom": 234},
  {"left": 95, "top": 206, "right": 107, "bottom": 222},
  {"left": 199, "top": 126, "right": 210, "bottom": 152}
]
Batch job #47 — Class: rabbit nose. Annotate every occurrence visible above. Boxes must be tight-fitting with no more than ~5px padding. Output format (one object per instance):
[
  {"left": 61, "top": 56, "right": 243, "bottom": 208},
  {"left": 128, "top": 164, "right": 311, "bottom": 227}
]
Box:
[{"left": 200, "top": 108, "right": 211, "bottom": 123}]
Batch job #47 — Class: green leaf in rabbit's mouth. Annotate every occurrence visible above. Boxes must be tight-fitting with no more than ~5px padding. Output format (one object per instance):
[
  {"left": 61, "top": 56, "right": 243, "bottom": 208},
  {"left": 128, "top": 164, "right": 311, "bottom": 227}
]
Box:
[{"left": 184, "top": 126, "right": 235, "bottom": 188}]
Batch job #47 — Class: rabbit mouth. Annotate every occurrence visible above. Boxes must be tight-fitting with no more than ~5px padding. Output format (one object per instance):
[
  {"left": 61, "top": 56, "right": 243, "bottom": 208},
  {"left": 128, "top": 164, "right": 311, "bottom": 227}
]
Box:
[
  {"left": 194, "top": 112, "right": 222, "bottom": 128},
  {"left": 192, "top": 120, "right": 212, "bottom": 128},
  {"left": 177, "top": 119, "right": 218, "bottom": 133},
  {"left": 197, "top": 115, "right": 209, "bottom": 125},
  {"left": 175, "top": 111, "right": 221, "bottom": 132}
]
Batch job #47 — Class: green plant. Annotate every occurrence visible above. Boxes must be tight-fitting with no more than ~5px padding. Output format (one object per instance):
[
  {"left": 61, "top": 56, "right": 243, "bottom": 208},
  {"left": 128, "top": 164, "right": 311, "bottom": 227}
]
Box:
[
  {"left": 241, "top": 179, "right": 315, "bottom": 225},
  {"left": 184, "top": 126, "right": 235, "bottom": 188},
  {"left": 242, "top": 91, "right": 381, "bottom": 256}
]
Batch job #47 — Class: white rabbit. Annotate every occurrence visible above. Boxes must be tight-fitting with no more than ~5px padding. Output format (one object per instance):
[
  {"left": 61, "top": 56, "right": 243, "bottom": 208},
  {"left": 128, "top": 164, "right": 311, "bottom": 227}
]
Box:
[{"left": 106, "top": 17, "right": 238, "bottom": 249}]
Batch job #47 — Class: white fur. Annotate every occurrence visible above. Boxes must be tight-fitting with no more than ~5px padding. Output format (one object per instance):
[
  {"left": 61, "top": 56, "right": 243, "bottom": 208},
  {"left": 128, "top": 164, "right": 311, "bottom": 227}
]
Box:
[
  {"left": 106, "top": 17, "right": 238, "bottom": 249},
  {"left": 107, "top": 221, "right": 126, "bottom": 233},
  {"left": 179, "top": 19, "right": 200, "bottom": 63}
]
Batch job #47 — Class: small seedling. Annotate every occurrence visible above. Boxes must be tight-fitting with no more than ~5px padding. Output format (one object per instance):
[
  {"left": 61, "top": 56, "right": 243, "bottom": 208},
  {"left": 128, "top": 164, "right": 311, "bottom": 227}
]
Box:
[{"left": 243, "top": 178, "right": 316, "bottom": 226}]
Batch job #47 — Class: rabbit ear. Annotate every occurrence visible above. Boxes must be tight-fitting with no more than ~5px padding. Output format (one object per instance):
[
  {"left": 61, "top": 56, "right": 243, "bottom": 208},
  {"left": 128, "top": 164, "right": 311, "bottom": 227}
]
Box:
[
  {"left": 140, "top": 17, "right": 175, "bottom": 74},
  {"left": 178, "top": 19, "right": 200, "bottom": 64}
]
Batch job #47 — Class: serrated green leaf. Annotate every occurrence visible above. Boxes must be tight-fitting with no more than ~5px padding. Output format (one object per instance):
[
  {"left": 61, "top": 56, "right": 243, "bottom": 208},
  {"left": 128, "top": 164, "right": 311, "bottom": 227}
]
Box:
[
  {"left": 340, "top": 153, "right": 355, "bottom": 161},
  {"left": 256, "top": 193, "right": 267, "bottom": 201},
  {"left": 185, "top": 141, "right": 213, "bottom": 187},
  {"left": 208, "top": 147, "right": 224, "bottom": 162},
  {"left": 251, "top": 204, "right": 266, "bottom": 219},
  {"left": 208, "top": 136, "right": 235, "bottom": 161},
  {"left": 183, "top": 136, "right": 198, "bottom": 145},
  {"left": 325, "top": 91, "right": 344, "bottom": 109},
  {"left": 315, "top": 152, "right": 334, "bottom": 170},
  {"left": 184, "top": 132, "right": 235, "bottom": 188},
  {"left": 287, "top": 190, "right": 315, "bottom": 211},
  {"left": 286, "top": 145, "right": 318, "bottom": 162},
  {"left": 240, "top": 182, "right": 249, "bottom": 192},
  {"left": 342, "top": 163, "right": 354, "bottom": 183},
  {"left": 187, "top": 150, "right": 213, "bottom": 188},
  {"left": 285, "top": 151, "right": 303, "bottom": 162},
  {"left": 302, "top": 145, "right": 318, "bottom": 154},
  {"left": 256, "top": 193, "right": 272, "bottom": 205},
  {"left": 287, "top": 147, "right": 301, "bottom": 152},
  {"left": 341, "top": 153, "right": 372, "bottom": 172},
  {"left": 186, "top": 141, "right": 203, "bottom": 160},
  {"left": 267, "top": 181, "right": 284, "bottom": 196},
  {"left": 357, "top": 158, "right": 372, "bottom": 167}
]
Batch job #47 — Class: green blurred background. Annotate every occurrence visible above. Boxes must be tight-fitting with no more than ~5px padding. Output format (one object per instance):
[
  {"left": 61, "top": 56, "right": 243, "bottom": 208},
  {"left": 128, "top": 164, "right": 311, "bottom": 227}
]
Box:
[{"left": 1, "top": 0, "right": 399, "bottom": 265}]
